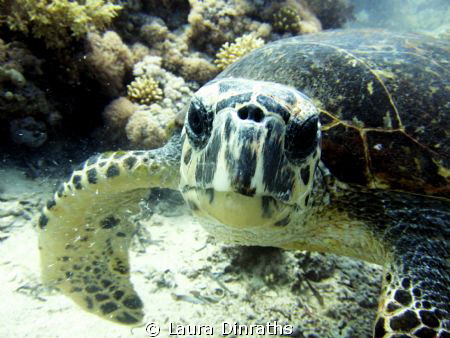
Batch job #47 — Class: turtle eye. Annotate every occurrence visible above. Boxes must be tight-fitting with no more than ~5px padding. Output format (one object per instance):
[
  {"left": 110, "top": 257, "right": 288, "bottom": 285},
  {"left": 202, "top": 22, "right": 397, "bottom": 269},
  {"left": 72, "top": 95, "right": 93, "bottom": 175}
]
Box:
[
  {"left": 186, "top": 97, "right": 213, "bottom": 149},
  {"left": 284, "top": 115, "right": 319, "bottom": 164}
]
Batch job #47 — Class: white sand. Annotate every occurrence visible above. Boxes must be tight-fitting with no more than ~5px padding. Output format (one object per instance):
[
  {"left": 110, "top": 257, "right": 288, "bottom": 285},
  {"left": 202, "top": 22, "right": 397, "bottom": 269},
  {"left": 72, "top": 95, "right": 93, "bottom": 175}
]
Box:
[{"left": 0, "top": 167, "right": 381, "bottom": 337}]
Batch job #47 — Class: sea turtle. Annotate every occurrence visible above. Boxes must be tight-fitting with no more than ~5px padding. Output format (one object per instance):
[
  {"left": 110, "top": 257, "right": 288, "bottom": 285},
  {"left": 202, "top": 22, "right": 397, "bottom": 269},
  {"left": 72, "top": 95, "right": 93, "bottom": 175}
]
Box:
[{"left": 37, "top": 29, "right": 449, "bottom": 337}]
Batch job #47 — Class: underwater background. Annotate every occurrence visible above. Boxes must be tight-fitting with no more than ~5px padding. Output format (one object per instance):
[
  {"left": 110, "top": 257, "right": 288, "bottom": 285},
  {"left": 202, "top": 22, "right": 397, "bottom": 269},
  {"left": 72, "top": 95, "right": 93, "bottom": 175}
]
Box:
[{"left": 0, "top": 0, "right": 448, "bottom": 337}]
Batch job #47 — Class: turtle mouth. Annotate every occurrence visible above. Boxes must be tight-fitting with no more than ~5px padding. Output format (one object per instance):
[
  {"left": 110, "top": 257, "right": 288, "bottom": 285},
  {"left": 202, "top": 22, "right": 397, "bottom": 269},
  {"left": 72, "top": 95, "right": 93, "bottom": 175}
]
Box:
[{"left": 181, "top": 186, "right": 295, "bottom": 228}]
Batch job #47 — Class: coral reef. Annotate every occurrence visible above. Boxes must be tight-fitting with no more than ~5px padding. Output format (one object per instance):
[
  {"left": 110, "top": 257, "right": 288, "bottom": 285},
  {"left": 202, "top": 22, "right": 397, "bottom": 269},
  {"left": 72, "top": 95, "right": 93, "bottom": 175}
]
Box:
[
  {"left": 123, "top": 56, "right": 193, "bottom": 149},
  {"left": 108, "top": 0, "right": 354, "bottom": 149},
  {"left": 272, "top": 1, "right": 322, "bottom": 34},
  {"left": 273, "top": 7, "right": 304, "bottom": 33},
  {"left": 0, "top": 0, "right": 122, "bottom": 48},
  {"left": 187, "top": 0, "right": 272, "bottom": 54},
  {"left": 125, "top": 108, "right": 175, "bottom": 149},
  {"left": 178, "top": 56, "right": 218, "bottom": 84},
  {"left": 117, "top": 0, "right": 353, "bottom": 92},
  {"left": 85, "top": 31, "right": 134, "bottom": 97},
  {"left": 139, "top": 19, "right": 171, "bottom": 47},
  {"left": 127, "top": 75, "right": 163, "bottom": 105},
  {"left": 137, "top": 16, "right": 218, "bottom": 84},
  {"left": 0, "top": 38, "right": 60, "bottom": 147},
  {"left": 215, "top": 34, "right": 265, "bottom": 71},
  {"left": 0, "top": 0, "right": 356, "bottom": 150},
  {"left": 101, "top": 96, "right": 138, "bottom": 142}
]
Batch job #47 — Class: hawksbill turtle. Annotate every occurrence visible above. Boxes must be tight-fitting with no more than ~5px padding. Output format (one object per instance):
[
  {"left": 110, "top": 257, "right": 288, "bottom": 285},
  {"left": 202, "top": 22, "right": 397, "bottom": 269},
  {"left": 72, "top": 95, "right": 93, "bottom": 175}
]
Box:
[{"left": 37, "top": 30, "right": 449, "bottom": 337}]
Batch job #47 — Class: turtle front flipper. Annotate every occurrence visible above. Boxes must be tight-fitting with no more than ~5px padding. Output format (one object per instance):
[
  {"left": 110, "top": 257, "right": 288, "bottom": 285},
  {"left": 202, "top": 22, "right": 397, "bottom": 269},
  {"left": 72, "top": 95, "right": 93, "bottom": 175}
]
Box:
[
  {"left": 38, "top": 133, "right": 182, "bottom": 325},
  {"left": 375, "top": 210, "right": 450, "bottom": 337}
]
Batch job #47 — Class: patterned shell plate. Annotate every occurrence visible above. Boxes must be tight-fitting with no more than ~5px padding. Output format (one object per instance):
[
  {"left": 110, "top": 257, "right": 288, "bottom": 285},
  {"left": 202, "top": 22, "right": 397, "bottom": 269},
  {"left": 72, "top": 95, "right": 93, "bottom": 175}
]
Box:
[{"left": 218, "top": 30, "right": 450, "bottom": 198}]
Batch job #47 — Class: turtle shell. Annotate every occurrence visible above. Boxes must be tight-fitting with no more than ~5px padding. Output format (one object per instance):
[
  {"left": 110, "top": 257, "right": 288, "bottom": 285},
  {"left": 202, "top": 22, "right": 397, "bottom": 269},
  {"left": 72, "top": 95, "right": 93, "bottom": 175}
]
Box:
[{"left": 218, "top": 30, "right": 450, "bottom": 198}]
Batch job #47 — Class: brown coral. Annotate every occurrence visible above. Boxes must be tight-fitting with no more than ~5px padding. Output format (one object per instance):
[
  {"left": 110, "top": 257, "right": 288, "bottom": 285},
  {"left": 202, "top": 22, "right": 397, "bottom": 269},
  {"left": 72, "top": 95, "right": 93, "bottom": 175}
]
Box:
[
  {"left": 101, "top": 96, "right": 138, "bottom": 143},
  {"left": 85, "top": 31, "right": 134, "bottom": 97},
  {"left": 180, "top": 56, "right": 218, "bottom": 83},
  {"left": 272, "top": 0, "right": 321, "bottom": 34},
  {"left": 140, "top": 20, "right": 171, "bottom": 46},
  {"left": 125, "top": 108, "right": 175, "bottom": 149},
  {"left": 273, "top": 6, "right": 303, "bottom": 33},
  {"left": 103, "top": 96, "right": 137, "bottom": 131},
  {"left": 130, "top": 43, "right": 151, "bottom": 64}
]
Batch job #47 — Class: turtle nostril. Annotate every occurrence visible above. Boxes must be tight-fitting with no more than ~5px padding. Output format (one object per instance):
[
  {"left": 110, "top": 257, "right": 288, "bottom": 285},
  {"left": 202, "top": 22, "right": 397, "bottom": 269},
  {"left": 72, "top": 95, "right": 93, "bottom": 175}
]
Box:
[
  {"left": 252, "top": 109, "right": 264, "bottom": 122},
  {"left": 237, "top": 104, "right": 264, "bottom": 122},
  {"left": 237, "top": 108, "right": 249, "bottom": 120}
]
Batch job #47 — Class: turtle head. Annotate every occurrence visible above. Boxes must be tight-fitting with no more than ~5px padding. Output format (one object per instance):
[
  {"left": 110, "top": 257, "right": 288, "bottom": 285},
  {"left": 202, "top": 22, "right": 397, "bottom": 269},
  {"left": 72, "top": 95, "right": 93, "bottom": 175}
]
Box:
[{"left": 180, "top": 78, "right": 321, "bottom": 229}]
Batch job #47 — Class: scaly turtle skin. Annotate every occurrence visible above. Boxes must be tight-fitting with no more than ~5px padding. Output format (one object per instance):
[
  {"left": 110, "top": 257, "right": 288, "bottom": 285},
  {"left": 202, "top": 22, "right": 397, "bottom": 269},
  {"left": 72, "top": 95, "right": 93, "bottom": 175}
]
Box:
[{"left": 38, "top": 30, "right": 449, "bottom": 336}]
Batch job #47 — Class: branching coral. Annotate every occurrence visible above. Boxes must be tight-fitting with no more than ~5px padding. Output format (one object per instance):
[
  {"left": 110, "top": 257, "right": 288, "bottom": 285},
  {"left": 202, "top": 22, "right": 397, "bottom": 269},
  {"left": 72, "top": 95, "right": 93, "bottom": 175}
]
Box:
[
  {"left": 215, "top": 34, "right": 265, "bottom": 71},
  {"left": 0, "top": 0, "right": 122, "bottom": 48},
  {"left": 131, "top": 55, "right": 193, "bottom": 108},
  {"left": 124, "top": 55, "right": 194, "bottom": 148},
  {"left": 127, "top": 75, "right": 163, "bottom": 105}
]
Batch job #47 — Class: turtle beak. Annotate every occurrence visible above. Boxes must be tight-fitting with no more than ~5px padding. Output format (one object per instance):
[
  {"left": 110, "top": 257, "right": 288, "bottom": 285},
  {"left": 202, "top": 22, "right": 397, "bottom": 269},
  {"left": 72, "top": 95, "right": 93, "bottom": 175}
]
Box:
[
  {"left": 223, "top": 116, "right": 264, "bottom": 197},
  {"left": 220, "top": 110, "right": 295, "bottom": 202}
]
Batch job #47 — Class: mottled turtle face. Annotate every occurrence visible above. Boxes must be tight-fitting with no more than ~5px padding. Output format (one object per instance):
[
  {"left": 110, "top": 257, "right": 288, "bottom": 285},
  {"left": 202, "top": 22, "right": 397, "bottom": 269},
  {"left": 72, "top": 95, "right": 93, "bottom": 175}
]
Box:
[{"left": 180, "top": 78, "right": 321, "bottom": 229}]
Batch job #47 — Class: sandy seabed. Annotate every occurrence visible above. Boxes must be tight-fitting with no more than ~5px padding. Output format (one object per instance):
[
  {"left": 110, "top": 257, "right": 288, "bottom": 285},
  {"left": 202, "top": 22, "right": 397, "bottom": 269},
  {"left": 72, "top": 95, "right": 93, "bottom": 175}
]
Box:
[{"left": 0, "top": 166, "right": 382, "bottom": 338}]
